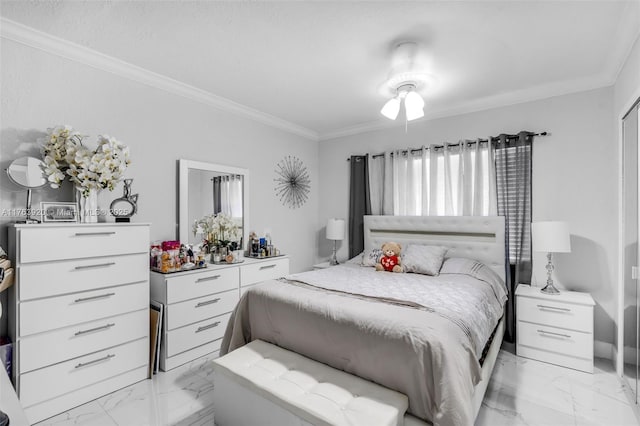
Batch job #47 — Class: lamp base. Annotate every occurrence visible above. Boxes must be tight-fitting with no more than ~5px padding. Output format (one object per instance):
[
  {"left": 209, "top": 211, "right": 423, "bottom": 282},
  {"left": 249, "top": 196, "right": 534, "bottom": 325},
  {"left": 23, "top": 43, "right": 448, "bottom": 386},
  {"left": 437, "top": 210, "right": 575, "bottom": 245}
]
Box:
[
  {"left": 329, "top": 240, "right": 339, "bottom": 266},
  {"left": 540, "top": 283, "right": 560, "bottom": 295},
  {"left": 540, "top": 252, "right": 560, "bottom": 295}
]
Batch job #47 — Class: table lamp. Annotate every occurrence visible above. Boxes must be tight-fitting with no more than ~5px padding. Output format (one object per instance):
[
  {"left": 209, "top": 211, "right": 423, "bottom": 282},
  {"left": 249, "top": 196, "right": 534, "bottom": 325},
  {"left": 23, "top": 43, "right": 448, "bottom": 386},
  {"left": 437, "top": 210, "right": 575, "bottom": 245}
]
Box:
[
  {"left": 326, "top": 218, "right": 345, "bottom": 266},
  {"left": 532, "top": 221, "right": 571, "bottom": 295}
]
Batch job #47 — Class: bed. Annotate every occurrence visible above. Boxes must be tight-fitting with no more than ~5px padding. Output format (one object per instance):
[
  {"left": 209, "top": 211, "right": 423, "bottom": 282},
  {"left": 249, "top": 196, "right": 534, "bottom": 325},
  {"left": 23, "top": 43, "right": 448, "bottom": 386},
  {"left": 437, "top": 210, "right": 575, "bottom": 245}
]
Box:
[{"left": 221, "top": 215, "right": 507, "bottom": 426}]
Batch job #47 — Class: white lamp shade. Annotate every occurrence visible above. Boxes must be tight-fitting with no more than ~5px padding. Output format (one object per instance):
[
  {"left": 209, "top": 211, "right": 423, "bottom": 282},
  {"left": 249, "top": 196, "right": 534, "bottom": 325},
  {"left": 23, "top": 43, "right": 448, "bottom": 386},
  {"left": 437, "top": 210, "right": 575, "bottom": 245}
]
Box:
[
  {"left": 404, "top": 91, "right": 425, "bottom": 121},
  {"left": 380, "top": 97, "right": 400, "bottom": 120},
  {"left": 326, "top": 218, "right": 345, "bottom": 241},
  {"left": 532, "top": 221, "right": 571, "bottom": 253}
]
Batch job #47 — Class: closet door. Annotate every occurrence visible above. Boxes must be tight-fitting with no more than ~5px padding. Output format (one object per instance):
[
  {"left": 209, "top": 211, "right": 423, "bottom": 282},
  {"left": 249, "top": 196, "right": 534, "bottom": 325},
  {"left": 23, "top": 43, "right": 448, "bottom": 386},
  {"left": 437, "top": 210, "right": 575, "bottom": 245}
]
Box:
[{"left": 623, "top": 102, "right": 639, "bottom": 402}]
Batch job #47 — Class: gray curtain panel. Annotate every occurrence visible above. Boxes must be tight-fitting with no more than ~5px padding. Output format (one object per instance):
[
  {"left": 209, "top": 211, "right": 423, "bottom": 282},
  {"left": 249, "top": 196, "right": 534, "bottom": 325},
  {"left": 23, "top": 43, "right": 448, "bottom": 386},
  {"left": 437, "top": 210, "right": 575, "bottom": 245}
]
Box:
[
  {"left": 495, "top": 131, "right": 533, "bottom": 343},
  {"left": 349, "top": 155, "right": 371, "bottom": 258},
  {"left": 212, "top": 176, "right": 222, "bottom": 214}
]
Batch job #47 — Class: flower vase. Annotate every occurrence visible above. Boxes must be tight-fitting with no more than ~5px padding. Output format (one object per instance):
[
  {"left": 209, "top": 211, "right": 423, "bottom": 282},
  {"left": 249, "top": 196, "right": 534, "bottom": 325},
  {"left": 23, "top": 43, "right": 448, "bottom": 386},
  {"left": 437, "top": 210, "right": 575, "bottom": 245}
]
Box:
[{"left": 77, "top": 189, "right": 99, "bottom": 223}]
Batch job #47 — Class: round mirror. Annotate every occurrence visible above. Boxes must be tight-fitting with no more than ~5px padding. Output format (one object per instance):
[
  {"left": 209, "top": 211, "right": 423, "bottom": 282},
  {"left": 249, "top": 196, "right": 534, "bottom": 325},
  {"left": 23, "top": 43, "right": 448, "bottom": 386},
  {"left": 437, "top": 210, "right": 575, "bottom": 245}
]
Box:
[{"left": 6, "top": 156, "right": 47, "bottom": 189}]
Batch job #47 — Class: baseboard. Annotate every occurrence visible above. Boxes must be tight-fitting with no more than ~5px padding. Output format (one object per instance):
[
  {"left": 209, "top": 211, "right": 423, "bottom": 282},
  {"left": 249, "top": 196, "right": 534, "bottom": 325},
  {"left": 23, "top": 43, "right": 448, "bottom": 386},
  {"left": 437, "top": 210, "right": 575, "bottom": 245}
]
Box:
[{"left": 594, "top": 340, "right": 614, "bottom": 360}]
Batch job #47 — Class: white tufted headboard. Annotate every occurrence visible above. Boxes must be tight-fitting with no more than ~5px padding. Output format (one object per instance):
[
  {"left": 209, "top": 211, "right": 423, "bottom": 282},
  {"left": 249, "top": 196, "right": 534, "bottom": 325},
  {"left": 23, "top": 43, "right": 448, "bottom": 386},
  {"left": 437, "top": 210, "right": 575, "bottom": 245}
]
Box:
[{"left": 363, "top": 215, "right": 506, "bottom": 282}]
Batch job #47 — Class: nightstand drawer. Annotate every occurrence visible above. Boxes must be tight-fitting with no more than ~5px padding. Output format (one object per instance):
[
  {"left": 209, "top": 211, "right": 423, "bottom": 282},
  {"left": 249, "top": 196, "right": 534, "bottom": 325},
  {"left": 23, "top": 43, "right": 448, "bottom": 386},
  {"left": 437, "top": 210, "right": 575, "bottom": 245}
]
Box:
[
  {"left": 517, "top": 296, "right": 593, "bottom": 332},
  {"left": 518, "top": 321, "right": 592, "bottom": 360}
]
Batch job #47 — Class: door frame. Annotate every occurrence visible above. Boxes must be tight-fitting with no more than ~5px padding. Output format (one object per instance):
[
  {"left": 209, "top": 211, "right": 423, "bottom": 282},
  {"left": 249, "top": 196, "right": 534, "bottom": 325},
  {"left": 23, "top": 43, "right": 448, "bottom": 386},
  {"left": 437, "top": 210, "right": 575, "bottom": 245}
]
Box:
[{"left": 618, "top": 92, "right": 640, "bottom": 379}]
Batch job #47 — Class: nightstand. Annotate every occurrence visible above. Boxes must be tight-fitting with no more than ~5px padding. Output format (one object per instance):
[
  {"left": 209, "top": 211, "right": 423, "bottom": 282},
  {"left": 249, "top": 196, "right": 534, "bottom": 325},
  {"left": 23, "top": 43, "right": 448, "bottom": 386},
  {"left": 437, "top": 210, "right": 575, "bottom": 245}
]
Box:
[
  {"left": 516, "top": 284, "right": 595, "bottom": 373},
  {"left": 312, "top": 262, "right": 332, "bottom": 270}
]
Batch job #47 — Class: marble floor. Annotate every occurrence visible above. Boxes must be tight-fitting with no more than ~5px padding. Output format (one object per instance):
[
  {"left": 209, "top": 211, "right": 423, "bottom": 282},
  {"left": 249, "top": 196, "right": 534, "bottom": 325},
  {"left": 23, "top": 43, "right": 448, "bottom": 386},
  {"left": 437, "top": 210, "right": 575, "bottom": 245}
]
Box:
[{"left": 35, "top": 351, "right": 640, "bottom": 426}]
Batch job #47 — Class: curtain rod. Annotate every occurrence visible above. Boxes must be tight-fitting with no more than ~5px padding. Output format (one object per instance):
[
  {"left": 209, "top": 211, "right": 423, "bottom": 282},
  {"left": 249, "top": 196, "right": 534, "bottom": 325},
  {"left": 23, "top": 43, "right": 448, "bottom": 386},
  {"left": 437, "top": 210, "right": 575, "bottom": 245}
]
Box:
[{"left": 346, "top": 131, "right": 548, "bottom": 161}]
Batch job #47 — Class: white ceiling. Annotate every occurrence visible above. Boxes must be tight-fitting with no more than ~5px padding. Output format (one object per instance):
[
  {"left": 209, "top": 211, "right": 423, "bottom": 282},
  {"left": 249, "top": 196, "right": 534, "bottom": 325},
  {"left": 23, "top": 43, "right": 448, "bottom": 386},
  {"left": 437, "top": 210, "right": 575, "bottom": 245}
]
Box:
[{"left": 2, "top": 1, "right": 639, "bottom": 140}]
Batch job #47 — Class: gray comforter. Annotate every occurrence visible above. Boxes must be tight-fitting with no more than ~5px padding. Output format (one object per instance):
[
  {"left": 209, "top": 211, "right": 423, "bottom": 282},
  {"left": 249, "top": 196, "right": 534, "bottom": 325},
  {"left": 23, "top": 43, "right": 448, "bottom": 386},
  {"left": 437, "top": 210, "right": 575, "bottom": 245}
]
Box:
[{"left": 221, "top": 260, "right": 506, "bottom": 426}]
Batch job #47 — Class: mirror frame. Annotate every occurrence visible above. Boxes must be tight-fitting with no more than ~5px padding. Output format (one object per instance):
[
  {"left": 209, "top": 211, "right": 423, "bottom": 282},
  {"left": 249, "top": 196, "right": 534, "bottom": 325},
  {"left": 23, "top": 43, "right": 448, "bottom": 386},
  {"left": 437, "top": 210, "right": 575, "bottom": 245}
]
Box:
[{"left": 178, "top": 159, "right": 250, "bottom": 248}]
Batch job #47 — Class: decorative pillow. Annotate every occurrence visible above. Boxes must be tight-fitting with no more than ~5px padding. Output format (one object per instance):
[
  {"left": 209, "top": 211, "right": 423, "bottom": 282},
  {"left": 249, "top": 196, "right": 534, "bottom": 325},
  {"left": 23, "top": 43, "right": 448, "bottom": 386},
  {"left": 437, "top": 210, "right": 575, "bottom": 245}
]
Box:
[
  {"left": 361, "top": 248, "right": 384, "bottom": 267},
  {"left": 401, "top": 244, "right": 447, "bottom": 276}
]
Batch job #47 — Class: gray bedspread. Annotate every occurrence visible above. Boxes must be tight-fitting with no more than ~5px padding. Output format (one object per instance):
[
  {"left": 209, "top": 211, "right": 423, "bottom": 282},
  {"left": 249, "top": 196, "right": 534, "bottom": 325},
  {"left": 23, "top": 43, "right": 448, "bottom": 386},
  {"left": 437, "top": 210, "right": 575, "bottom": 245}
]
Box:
[{"left": 221, "top": 262, "right": 506, "bottom": 426}]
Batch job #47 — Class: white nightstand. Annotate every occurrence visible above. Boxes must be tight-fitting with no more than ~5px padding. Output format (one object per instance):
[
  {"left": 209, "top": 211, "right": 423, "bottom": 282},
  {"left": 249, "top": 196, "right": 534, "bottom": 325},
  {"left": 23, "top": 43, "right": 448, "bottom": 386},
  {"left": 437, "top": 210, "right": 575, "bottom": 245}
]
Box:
[
  {"left": 312, "top": 261, "right": 332, "bottom": 270},
  {"left": 516, "top": 284, "right": 595, "bottom": 373}
]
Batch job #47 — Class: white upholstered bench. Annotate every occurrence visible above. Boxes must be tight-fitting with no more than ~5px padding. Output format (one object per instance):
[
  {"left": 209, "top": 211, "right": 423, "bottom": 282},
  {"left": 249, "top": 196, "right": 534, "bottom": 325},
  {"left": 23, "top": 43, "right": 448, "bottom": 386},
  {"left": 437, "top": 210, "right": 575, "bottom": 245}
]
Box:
[{"left": 212, "top": 340, "right": 409, "bottom": 426}]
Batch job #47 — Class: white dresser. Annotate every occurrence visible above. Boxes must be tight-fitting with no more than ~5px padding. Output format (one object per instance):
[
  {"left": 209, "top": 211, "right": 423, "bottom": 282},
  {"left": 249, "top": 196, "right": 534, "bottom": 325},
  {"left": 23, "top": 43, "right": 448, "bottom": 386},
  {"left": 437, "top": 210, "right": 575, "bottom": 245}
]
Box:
[
  {"left": 150, "top": 256, "right": 289, "bottom": 371},
  {"left": 7, "top": 223, "right": 150, "bottom": 424},
  {"left": 516, "top": 284, "right": 595, "bottom": 373}
]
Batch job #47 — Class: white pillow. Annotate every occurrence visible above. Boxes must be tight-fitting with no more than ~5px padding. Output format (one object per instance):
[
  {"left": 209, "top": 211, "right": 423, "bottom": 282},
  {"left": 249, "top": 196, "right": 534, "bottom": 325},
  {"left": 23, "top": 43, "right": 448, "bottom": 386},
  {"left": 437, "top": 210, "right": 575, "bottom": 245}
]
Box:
[
  {"left": 402, "top": 244, "right": 447, "bottom": 276},
  {"left": 361, "top": 248, "right": 384, "bottom": 267}
]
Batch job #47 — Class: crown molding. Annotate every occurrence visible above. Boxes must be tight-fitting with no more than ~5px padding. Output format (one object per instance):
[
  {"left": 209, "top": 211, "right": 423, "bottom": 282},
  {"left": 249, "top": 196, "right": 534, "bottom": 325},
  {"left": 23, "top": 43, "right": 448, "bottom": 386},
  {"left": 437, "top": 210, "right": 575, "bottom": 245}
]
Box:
[
  {"left": 319, "top": 73, "right": 613, "bottom": 141},
  {"left": 0, "top": 18, "right": 318, "bottom": 141},
  {"left": 608, "top": 0, "right": 640, "bottom": 83}
]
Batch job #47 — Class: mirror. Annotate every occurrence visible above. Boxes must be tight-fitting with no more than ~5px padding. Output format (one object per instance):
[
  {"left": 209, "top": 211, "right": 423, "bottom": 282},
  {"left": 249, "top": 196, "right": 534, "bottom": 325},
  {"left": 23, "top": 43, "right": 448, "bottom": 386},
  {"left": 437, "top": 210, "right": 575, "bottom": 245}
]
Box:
[
  {"left": 178, "top": 159, "right": 249, "bottom": 249},
  {"left": 6, "top": 156, "right": 47, "bottom": 223}
]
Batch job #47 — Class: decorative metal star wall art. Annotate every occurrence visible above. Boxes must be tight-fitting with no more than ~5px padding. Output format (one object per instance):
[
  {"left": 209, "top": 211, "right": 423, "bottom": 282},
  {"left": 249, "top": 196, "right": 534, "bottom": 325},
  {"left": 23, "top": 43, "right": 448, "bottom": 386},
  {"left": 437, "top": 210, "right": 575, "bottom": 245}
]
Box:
[{"left": 274, "top": 156, "right": 310, "bottom": 209}]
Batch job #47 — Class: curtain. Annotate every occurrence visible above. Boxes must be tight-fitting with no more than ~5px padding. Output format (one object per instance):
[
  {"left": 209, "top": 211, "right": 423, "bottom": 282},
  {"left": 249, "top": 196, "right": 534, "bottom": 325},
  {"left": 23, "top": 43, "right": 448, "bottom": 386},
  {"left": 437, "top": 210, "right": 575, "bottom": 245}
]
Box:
[
  {"left": 369, "top": 141, "right": 496, "bottom": 216},
  {"left": 349, "top": 155, "right": 371, "bottom": 258},
  {"left": 495, "top": 132, "right": 533, "bottom": 343},
  {"left": 213, "top": 175, "right": 243, "bottom": 218}
]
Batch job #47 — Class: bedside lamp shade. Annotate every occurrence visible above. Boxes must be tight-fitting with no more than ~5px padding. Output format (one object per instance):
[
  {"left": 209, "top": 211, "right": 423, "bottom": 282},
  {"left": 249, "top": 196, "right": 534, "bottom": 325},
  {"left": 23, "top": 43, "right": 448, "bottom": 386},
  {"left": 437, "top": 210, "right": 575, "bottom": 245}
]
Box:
[
  {"left": 326, "top": 219, "right": 345, "bottom": 241},
  {"left": 532, "top": 221, "right": 571, "bottom": 253},
  {"left": 532, "top": 221, "right": 571, "bottom": 295}
]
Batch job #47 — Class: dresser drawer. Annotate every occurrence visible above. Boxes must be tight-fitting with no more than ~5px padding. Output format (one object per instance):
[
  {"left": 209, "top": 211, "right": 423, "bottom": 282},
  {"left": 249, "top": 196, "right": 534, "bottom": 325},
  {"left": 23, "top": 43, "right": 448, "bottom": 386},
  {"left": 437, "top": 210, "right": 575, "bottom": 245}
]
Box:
[
  {"left": 517, "top": 296, "right": 593, "bottom": 332},
  {"left": 166, "top": 268, "right": 238, "bottom": 303},
  {"left": 20, "top": 282, "right": 148, "bottom": 336},
  {"left": 166, "top": 289, "right": 238, "bottom": 331},
  {"left": 17, "top": 225, "right": 149, "bottom": 263},
  {"left": 19, "top": 309, "right": 148, "bottom": 374},
  {"left": 166, "top": 312, "right": 231, "bottom": 357},
  {"left": 18, "top": 253, "right": 147, "bottom": 301},
  {"left": 19, "top": 338, "right": 147, "bottom": 408},
  {"left": 240, "top": 258, "right": 289, "bottom": 287},
  {"left": 517, "top": 321, "right": 592, "bottom": 360}
]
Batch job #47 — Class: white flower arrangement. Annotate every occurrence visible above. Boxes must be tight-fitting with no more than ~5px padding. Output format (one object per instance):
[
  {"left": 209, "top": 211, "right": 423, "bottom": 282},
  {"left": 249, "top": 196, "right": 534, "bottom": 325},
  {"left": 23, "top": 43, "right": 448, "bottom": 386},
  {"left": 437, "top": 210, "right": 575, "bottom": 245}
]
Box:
[
  {"left": 41, "top": 125, "right": 131, "bottom": 196},
  {"left": 193, "top": 212, "right": 241, "bottom": 248}
]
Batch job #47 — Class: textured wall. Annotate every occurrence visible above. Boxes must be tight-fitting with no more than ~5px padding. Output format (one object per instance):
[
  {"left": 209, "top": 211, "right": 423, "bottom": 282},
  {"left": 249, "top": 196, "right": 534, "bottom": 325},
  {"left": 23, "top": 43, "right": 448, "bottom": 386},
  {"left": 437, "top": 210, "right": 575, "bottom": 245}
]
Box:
[{"left": 0, "top": 39, "right": 319, "bottom": 276}]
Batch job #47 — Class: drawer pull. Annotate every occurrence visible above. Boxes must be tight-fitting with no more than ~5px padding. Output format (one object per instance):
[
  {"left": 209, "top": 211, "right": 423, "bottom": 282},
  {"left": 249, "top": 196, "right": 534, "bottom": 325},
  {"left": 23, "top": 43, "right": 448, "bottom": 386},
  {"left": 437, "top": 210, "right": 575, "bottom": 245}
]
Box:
[
  {"left": 537, "top": 329, "right": 571, "bottom": 339},
  {"left": 74, "top": 323, "right": 115, "bottom": 336},
  {"left": 74, "top": 232, "right": 116, "bottom": 237},
  {"left": 195, "top": 321, "right": 221, "bottom": 333},
  {"left": 259, "top": 264, "right": 276, "bottom": 270},
  {"left": 196, "top": 298, "right": 221, "bottom": 308},
  {"left": 74, "top": 262, "right": 116, "bottom": 270},
  {"left": 196, "top": 275, "right": 221, "bottom": 283},
  {"left": 537, "top": 304, "right": 571, "bottom": 312},
  {"left": 73, "top": 292, "right": 116, "bottom": 303},
  {"left": 75, "top": 353, "right": 115, "bottom": 369}
]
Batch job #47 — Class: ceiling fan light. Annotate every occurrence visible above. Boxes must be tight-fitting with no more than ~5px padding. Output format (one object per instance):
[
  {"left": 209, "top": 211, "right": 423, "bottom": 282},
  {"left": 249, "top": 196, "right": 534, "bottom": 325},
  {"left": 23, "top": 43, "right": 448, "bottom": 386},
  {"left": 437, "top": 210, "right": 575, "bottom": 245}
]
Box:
[
  {"left": 405, "top": 103, "right": 425, "bottom": 121},
  {"left": 404, "top": 91, "right": 425, "bottom": 110},
  {"left": 381, "top": 97, "right": 401, "bottom": 120}
]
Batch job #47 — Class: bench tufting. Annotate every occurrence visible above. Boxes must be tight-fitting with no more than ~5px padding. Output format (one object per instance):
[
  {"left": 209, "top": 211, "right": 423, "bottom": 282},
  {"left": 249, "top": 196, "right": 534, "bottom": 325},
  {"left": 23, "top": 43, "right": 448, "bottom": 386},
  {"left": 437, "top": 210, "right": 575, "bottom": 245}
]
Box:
[{"left": 212, "top": 340, "right": 409, "bottom": 426}]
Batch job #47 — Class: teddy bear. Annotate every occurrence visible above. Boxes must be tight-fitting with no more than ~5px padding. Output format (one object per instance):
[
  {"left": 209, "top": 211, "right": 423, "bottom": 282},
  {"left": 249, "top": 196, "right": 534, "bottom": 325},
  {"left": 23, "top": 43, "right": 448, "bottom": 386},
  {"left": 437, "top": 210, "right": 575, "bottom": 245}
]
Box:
[{"left": 375, "top": 242, "right": 403, "bottom": 273}]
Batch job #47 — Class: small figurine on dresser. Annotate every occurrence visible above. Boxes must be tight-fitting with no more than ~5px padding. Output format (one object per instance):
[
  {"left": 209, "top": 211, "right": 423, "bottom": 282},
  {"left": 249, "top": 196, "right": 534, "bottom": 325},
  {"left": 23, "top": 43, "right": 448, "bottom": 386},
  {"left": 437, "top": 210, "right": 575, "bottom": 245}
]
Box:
[{"left": 110, "top": 178, "right": 138, "bottom": 223}]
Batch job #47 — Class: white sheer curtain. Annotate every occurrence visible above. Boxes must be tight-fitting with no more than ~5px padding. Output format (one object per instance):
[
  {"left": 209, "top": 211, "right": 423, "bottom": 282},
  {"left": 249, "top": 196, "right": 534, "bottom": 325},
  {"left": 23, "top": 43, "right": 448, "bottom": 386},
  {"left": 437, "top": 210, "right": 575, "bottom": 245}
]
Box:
[
  {"left": 216, "top": 175, "right": 243, "bottom": 218},
  {"left": 368, "top": 140, "right": 497, "bottom": 216}
]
